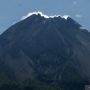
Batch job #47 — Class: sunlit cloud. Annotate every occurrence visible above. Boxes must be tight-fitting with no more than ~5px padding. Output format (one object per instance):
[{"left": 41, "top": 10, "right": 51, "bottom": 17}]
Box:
[{"left": 21, "top": 11, "right": 70, "bottom": 20}]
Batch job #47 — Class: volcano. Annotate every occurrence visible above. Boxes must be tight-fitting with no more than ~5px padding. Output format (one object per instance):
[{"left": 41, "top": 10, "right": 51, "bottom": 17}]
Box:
[{"left": 0, "top": 12, "right": 90, "bottom": 90}]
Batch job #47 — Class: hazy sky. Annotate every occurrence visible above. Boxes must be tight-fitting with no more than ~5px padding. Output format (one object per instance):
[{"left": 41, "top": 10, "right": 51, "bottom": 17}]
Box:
[{"left": 0, "top": 0, "right": 90, "bottom": 33}]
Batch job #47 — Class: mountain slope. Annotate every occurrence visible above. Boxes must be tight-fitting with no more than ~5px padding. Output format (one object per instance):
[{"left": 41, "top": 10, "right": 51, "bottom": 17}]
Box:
[{"left": 0, "top": 13, "right": 90, "bottom": 88}]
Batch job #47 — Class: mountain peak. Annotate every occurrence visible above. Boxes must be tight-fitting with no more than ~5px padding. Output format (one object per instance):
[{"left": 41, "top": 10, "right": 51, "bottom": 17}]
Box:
[
  {"left": 0, "top": 11, "right": 90, "bottom": 89},
  {"left": 21, "top": 11, "right": 69, "bottom": 20}
]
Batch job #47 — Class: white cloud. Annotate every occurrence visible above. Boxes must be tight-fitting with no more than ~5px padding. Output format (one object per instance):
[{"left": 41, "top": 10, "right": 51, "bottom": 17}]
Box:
[
  {"left": 21, "top": 11, "right": 49, "bottom": 19},
  {"left": 75, "top": 14, "right": 82, "bottom": 18},
  {"left": 21, "top": 11, "right": 70, "bottom": 20},
  {"left": 73, "top": 1, "right": 77, "bottom": 5},
  {"left": 63, "top": 15, "right": 70, "bottom": 20},
  {"left": 80, "top": 26, "right": 86, "bottom": 30}
]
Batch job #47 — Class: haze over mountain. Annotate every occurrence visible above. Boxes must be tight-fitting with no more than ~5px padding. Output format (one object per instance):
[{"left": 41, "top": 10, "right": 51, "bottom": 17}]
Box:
[{"left": 0, "top": 12, "right": 90, "bottom": 90}]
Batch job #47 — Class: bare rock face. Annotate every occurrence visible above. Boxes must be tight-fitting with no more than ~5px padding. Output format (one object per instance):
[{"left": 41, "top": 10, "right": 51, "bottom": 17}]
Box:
[{"left": 0, "top": 13, "right": 90, "bottom": 84}]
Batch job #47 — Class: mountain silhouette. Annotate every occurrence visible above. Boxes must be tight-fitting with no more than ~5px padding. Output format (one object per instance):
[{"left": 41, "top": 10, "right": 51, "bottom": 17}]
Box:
[{"left": 0, "top": 12, "right": 90, "bottom": 89}]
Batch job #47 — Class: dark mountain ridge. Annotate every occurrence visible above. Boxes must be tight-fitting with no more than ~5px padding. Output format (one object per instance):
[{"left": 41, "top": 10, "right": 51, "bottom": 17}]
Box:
[{"left": 0, "top": 13, "right": 90, "bottom": 89}]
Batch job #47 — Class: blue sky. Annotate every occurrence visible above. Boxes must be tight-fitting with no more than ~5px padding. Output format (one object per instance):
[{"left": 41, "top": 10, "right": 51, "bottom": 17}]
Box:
[{"left": 0, "top": 0, "right": 90, "bottom": 33}]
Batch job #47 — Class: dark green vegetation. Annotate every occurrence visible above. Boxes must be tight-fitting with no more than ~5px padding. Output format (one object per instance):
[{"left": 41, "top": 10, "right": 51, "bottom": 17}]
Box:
[
  {"left": 0, "top": 14, "right": 90, "bottom": 89},
  {"left": 0, "top": 78, "right": 88, "bottom": 90},
  {"left": 0, "top": 80, "right": 61, "bottom": 90}
]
